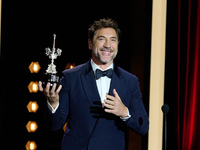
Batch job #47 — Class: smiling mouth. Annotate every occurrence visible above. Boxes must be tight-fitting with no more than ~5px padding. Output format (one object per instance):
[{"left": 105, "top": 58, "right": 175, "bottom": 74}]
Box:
[{"left": 100, "top": 49, "right": 113, "bottom": 56}]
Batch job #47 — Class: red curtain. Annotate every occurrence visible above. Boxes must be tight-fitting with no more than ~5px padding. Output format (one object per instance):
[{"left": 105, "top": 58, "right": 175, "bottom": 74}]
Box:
[{"left": 177, "top": 0, "right": 200, "bottom": 149}]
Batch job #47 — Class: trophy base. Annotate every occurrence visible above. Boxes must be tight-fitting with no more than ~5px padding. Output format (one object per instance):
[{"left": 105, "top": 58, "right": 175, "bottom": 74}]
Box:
[{"left": 42, "top": 73, "right": 59, "bottom": 89}]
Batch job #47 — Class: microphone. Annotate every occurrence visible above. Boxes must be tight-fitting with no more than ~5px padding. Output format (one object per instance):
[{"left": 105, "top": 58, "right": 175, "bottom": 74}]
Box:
[
  {"left": 161, "top": 104, "right": 169, "bottom": 150},
  {"left": 162, "top": 104, "right": 169, "bottom": 114}
]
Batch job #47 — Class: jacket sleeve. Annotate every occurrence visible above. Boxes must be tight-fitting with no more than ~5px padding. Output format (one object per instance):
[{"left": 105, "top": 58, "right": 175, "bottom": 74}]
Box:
[
  {"left": 44, "top": 72, "right": 70, "bottom": 131},
  {"left": 126, "top": 77, "right": 149, "bottom": 135}
]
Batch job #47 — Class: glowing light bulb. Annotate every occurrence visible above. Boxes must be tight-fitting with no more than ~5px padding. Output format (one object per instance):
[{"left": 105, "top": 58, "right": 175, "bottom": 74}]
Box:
[
  {"left": 65, "top": 63, "right": 76, "bottom": 69},
  {"left": 29, "top": 62, "right": 41, "bottom": 73},
  {"left": 27, "top": 101, "right": 39, "bottom": 113},
  {"left": 28, "top": 81, "right": 38, "bottom": 93},
  {"left": 25, "top": 141, "right": 37, "bottom": 150},
  {"left": 26, "top": 121, "right": 38, "bottom": 132}
]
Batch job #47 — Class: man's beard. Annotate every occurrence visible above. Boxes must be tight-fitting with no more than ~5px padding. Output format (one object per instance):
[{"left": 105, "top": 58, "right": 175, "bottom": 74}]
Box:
[{"left": 93, "top": 48, "right": 117, "bottom": 64}]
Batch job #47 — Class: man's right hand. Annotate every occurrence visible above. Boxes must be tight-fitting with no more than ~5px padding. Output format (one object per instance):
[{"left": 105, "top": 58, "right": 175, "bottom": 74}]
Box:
[{"left": 38, "top": 81, "right": 62, "bottom": 109}]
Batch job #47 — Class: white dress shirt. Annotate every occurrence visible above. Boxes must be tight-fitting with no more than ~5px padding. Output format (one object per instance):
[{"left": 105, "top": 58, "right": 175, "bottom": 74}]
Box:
[{"left": 90, "top": 59, "right": 113, "bottom": 105}]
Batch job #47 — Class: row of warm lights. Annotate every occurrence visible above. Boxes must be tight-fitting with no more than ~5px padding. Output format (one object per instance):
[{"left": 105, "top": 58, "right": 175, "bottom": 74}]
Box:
[
  {"left": 28, "top": 62, "right": 40, "bottom": 93},
  {"left": 26, "top": 62, "right": 76, "bottom": 150},
  {"left": 29, "top": 62, "right": 76, "bottom": 73},
  {"left": 26, "top": 62, "right": 41, "bottom": 150}
]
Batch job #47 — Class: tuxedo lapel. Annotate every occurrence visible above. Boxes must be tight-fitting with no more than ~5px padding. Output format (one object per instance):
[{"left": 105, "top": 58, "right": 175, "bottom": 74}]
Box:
[
  {"left": 109, "top": 65, "right": 130, "bottom": 107},
  {"left": 108, "top": 63, "right": 124, "bottom": 98},
  {"left": 80, "top": 60, "right": 101, "bottom": 106}
]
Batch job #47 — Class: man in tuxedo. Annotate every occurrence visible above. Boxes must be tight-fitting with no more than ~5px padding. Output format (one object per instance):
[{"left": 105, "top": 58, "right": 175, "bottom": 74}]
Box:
[{"left": 39, "top": 18, "right": 149, "bottom": 150}]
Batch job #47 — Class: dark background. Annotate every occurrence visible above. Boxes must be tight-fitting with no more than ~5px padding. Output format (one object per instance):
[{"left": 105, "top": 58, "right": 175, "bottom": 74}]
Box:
[{"left": 0, "top": 0, "right": 157, "bottom": 149}]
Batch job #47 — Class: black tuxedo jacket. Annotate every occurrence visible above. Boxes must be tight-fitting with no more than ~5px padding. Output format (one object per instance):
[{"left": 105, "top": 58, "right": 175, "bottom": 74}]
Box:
[{"left": 45, "top": 59, "right": 149, "bottom": 150}]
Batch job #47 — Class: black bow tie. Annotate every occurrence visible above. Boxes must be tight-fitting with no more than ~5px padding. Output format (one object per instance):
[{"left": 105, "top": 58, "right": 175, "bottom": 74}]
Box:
[{"left": 95, "top": 69, "right": 113, "bottom": 79}]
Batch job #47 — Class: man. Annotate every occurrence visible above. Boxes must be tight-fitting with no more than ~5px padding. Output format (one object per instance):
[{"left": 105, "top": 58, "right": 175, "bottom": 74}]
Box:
[{"left": 39, "top": 18, "right": 149, "bottom": 150}]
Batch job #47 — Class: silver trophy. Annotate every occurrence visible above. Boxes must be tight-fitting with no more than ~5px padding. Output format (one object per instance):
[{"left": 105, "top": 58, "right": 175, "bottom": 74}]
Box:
[{"left": 42, "top": 34, "right": 62, "bottom": 88}]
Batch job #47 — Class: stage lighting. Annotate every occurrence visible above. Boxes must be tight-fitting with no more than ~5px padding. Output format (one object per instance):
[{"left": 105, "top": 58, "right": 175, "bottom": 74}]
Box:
[
  {"left": 25, "top": 141, "right": 37, "bottom": 150},
  {"left": 26, "top": 121, "right": 38, "bottom": 132},
  {"left": 29, "top": 62, "right": 41, "bottom": 73},
  {"left": 27, "top": 101, "right": 39, "bottom": 113},
  {"left": 65, "top": 63, "right": 76, "bottom": 69},
  {"left": 63, "top": 122, "right": 67, "bottom": 132},
  {"left": 28, "top": 81, "right": 38, "bottom": 93}
]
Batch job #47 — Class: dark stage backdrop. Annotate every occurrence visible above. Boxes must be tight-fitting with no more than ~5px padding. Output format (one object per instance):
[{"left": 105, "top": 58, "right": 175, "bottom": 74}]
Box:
[{"left": 0, "top": 0, "right": 152, "bottom": 150}]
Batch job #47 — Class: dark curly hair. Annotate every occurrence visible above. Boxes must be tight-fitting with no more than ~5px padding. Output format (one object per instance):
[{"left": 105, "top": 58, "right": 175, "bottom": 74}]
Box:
[{"left": 88, "top": 18, "right": 121, "bottom": 42}]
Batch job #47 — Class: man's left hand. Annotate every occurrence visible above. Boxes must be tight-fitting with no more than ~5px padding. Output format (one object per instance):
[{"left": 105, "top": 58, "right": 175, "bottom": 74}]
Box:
[{"left": 103, "top": 89, "right": 128, "bottom": 118}]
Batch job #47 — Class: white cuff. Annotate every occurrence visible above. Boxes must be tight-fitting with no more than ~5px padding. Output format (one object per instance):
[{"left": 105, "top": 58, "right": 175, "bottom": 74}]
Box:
[
  {"left": 120, "top": 107, "right": 131, "bottom": 121},
  {"left": 47, "top": 100, "right": 59, "bottom": 114}
]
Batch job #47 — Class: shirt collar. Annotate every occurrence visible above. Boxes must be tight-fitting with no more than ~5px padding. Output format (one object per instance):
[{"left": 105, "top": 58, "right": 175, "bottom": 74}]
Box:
[{"left": 91, "top": 59, "right": 113, "bottom": 72}]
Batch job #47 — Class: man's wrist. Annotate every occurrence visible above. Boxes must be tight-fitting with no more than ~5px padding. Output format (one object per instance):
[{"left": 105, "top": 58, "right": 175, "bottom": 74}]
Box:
[
  {"left": 47, "top": 99, "right": 59, "bottom": 109},
  {"left": 47, "top": 100, "right": 59, "bottom": 114},
  {"left": 120, "top": 107, "right": 131, "bottom": 121}
]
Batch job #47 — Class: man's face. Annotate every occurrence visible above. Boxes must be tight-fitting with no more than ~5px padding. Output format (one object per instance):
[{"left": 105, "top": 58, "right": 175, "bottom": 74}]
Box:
[{"left": 89, "top": 28, "right": 118, "bottom": 65}]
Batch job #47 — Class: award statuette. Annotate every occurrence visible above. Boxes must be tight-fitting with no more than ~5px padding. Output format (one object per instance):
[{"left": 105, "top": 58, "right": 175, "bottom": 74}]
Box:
[{"left": 42, "top": 34, "right": 62, "bottom": 88}]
